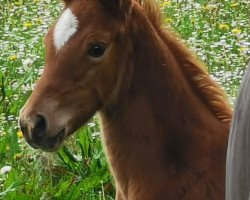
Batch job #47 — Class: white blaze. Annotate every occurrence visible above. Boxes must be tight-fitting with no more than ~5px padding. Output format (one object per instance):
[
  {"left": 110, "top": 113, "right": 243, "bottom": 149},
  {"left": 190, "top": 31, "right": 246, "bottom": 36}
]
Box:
[{"left": 53, "top": 8, "right": 79, "bottom": 51}]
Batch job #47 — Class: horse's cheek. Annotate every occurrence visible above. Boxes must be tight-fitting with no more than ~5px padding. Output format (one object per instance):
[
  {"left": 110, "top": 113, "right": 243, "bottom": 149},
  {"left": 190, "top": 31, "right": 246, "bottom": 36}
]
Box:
[{"left": 94, "top": 63, "right": 118, "bottom": 103}]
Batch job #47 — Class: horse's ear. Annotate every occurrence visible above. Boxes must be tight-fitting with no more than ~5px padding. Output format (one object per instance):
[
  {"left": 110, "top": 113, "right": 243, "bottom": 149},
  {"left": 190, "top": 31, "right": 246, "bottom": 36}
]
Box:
[{"left": 99, "top": 0, "right": 133, "bottom": 18}]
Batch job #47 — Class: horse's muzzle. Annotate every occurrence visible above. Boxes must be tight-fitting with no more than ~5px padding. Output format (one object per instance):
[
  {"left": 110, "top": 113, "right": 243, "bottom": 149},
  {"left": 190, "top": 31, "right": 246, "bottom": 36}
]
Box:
[{"left": 19, "top": 113, "right": 66, "bottom": 152}]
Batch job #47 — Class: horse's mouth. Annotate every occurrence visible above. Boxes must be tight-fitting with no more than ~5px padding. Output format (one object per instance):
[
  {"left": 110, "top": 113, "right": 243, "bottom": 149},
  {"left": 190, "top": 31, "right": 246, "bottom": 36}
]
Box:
[{"left": 26, "top": 128, "right": 66, "bottom": 152}]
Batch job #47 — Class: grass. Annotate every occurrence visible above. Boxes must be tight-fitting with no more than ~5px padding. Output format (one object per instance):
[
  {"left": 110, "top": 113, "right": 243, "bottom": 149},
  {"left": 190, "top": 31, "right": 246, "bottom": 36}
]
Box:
[{"left": 0, "top": 0, "right": 249, "bottom": 199}]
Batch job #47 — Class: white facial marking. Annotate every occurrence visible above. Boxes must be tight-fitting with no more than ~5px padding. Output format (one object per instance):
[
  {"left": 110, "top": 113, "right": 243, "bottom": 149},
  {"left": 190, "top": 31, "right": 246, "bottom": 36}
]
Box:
[{"left": 53, "top": 8, "right": 79, "bottom": 51}]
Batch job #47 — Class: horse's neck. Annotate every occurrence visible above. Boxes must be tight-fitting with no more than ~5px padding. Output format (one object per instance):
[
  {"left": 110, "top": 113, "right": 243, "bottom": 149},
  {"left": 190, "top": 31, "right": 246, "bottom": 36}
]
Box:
[
  {"left": 100, "top": 39, "right": 227, "bottom": 163},
  {"left": 100, "top": 87, "right": 227, "bottom": 195},
  {"left": 99, "top": 17, "right": 228, "bottom": 193},
  {"left": 98, "top": 9, "right": 229, "bottom": 199}
]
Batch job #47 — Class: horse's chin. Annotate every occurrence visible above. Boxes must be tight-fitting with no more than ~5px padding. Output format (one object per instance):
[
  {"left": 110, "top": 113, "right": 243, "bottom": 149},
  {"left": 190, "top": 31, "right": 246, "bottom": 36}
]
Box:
[{"left": 25, "top": 128, "right": 67, "bottom": 152}]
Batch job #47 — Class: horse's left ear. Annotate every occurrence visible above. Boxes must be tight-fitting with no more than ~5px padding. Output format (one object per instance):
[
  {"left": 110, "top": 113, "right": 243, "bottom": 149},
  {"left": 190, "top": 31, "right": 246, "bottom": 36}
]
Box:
[{"left": 99, "top": 0, "right": 133, "bottom": 18}]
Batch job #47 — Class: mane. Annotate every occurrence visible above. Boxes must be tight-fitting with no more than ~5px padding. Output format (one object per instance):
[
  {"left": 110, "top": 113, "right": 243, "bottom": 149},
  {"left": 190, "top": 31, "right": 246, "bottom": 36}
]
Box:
[{"left": 135, "top": 0, "right": 232, "bottom": 123}]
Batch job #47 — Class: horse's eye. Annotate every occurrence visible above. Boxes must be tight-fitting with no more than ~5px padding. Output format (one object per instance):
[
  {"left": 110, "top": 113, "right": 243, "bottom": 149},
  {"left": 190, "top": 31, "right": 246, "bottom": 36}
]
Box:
[{"left": 88, "top": 44, "right": 106, "bottom": 58}]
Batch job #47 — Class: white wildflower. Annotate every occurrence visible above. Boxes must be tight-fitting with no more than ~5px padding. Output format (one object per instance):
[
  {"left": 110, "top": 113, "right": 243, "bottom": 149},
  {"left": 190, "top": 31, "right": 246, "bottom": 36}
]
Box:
[
  {"left": 22, "top": 58, "right": 34, "bottom": 70},
  {"left": 0, "top": 166, "right": 11, "bottom": 175}
]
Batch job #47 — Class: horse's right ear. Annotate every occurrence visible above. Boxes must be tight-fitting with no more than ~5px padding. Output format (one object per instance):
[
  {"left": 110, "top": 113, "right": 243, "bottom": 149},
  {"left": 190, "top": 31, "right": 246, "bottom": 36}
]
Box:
[{"left": 99, "top": 0, "right": 133, "bottom": 18}]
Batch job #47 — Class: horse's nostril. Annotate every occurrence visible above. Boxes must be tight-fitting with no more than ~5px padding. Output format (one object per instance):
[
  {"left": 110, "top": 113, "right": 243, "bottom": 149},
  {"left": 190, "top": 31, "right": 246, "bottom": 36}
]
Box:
[{"left": 33, "top": 114, "right": 47, "bottom": 138}]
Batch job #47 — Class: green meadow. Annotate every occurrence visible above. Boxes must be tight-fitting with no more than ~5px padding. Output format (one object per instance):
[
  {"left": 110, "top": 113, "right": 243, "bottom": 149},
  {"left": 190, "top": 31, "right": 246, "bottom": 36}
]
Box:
[{"left": 0, "top": 0, "right": 249, "bottom": 199}]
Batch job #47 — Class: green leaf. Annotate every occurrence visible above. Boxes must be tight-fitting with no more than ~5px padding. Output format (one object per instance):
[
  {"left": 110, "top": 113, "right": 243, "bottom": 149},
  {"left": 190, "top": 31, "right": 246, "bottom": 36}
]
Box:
[
  {"left": 57, "top": 146, "right": 78, "bottom": 172},
  {"left": 9, "top": 129, "right": 20, "bottom": 159},
  {"left": 78, "top": 128, "right": 90, "bottom": 159},
  {"left": 0, "top": 182, "right": 19, "bottom": 199},
  {"left": 54, "top": 181, "right": 70, "bottom": 197}
]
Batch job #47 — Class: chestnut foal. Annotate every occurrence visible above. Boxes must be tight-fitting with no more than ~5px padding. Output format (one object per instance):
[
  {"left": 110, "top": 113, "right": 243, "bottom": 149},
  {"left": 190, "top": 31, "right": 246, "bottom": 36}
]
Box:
[{"left": 19, "top": 0, "right": 232, "bottom": 199}]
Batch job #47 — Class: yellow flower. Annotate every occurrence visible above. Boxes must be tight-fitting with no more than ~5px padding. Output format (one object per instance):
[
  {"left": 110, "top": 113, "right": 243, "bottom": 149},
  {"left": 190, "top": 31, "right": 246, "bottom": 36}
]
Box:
[
  {"left": 239, "top": 47, "right": 246, "bottom": 52},
  {"left": 6, "top": 146, "right": 10, "bottom": 151},
  {"left": 191, "top": 17, "right": 195, "bottom": 23},
  {"left": 23, "top": 22, "right": 32, "bottom": 28},
  {"left": 14, "top": 153, "right": 22, "bottom": 160},
  {"left": 36, "top": 18, "right": 43, "bottom": 24},
  {"left": 164, "top": 18, "right": 173, "bottom": 24},
  {"left": 15, "top": 1, "right": 22, "bottom": 6},
  {"left": 219, "top": 24, "right": 229, "bottom": 30},
  {"left": 203, "top": 4, "right": 218, "bottom": 11},
  {"left": 160, "top": 1, "right": 171, "bottom": 7},
  {"left": 230, "top": 3, "right": 239, "bottom": 7},
  {"left": 17, "top": 130, "right": 23, "bottom": 138},
  {"left": 9, "top": 55, "right": 17, "bottom": 61},
  {"left": 232, "top": 28, "right": 241, "bottom": 34}
]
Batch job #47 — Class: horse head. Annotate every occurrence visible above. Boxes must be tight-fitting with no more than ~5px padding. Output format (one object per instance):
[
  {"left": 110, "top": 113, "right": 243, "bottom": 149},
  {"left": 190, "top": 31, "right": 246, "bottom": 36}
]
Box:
[{"left": 19, "top": 0, "right": 133, "bottom": 151}]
